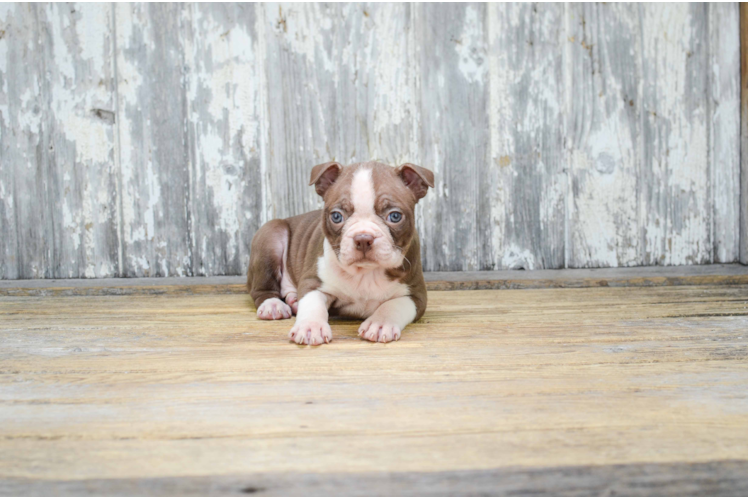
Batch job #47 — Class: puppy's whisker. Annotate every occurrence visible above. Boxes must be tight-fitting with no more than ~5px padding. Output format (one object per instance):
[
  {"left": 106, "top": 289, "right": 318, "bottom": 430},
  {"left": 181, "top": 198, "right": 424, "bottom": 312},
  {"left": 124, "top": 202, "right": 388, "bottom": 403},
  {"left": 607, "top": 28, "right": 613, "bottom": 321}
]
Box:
[
  {"left": 402, "top": 256, "right": 412, "bottom": 271},
  {"left": 393, "top": 245, "right": 411, "bottom": 271}
]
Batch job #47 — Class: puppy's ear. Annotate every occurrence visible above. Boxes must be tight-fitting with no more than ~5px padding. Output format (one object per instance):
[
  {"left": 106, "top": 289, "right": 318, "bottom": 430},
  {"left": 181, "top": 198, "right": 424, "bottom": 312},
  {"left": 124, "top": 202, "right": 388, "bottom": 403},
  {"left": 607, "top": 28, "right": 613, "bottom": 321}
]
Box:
[
  {"left": 395, "top": 163, "right": 434, "bottom": 200},
  {"left": 309, "top": 162, "right": 342, "bottom": 197}
]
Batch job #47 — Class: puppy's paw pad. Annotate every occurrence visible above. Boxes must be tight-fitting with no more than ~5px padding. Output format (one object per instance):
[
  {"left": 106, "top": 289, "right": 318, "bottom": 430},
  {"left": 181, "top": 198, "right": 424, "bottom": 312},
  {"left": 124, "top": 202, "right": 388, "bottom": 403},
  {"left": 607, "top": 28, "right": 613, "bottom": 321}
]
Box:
[
  {"left": 257, "top": 298, "right": 293, "bottom": 320},
  {"left": 358, "top": 320, "right": 401, "bottom": 343},
  {"left": 289, "top": 320, "right": 333, "bottom": 346}
]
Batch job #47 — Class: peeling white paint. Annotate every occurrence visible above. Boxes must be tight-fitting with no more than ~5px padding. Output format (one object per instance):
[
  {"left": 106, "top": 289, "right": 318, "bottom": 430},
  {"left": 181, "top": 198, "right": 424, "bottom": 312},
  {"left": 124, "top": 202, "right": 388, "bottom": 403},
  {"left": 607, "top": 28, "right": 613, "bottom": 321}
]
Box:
[
  {"left": 62, "top": 202, "right": 77, "bottom": 249},
  {"left": 0, "top": 181, "right": 11, "bottom": 214},
  {"left": 116, "top": 3, "right": 148, "bottom": 254},
  {"left": 0, "top": 4, "right": 13, "bottom": 23},
  {"left": 567, "top": 5, "right": 640, "bottom": 269},
  {"left": 131, "top": 255, "right": 150, "bottom": 273},
  {"left": 368, "top": 3, "right": 412, "bottom": 151},
  {"left": 142, "top": 161, "right": 161, "bottom": 243},
  {"left": 641, "top": 3, "right": 710, "bottom": 266},
  {"left": 0, "top": 3, "right": 742, "bottom": 278},
  {"left": 501, "top": 244, "right": 537, "bottom": 270},
  {"left": 269, "top": 3, "right": 334, "bottom": 73},
  {"left": 16, "top": 88, "right": 41, "bottom": 134},
  {"left": 76, "top": 5, "right": 109, "bottom": 69},
  {"left": 49, "top": 7, "right": 75, "bottom": 82},
  {"left": 0, "top": 11, "right": 9, "bottom": 104},
  {"left": 487, "top": 4, "right": 509, "bottom": 266},
  {"left": 487, "top": 3, "right": 565, "bottom": 270},
  {"left": 81, "top": 178, "right": 96, "bottom": 278},
  {"left": 38, "top": 3, "right": 118, "bottom": 278},
  {"left": 455, "top": 6, "right": 487, "bottom": 84},
  {"left": 709, "top": 3, "right": 740, "bottom": 263},
  {"left": 203, "top": 132, "right": 240, "bottom": 254},
  {"left": 185, "top": 5, "right": 264, "bottom": 275}
]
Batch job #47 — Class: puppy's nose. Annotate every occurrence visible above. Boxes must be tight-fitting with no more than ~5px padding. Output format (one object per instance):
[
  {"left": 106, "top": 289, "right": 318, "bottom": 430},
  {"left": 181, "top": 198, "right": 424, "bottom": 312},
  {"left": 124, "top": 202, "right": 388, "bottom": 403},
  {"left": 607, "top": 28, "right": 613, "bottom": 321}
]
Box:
[{"left": 354, "top": 233, "right": 374, "bottom": 253}]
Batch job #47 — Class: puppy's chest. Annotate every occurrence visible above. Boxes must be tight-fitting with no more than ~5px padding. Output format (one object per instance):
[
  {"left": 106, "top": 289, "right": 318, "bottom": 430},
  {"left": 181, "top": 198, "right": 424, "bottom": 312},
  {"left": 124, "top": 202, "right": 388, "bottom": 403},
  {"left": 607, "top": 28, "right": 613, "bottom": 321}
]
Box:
[{"left": 319, "top": 268, "right": 408, "bottom": 318}]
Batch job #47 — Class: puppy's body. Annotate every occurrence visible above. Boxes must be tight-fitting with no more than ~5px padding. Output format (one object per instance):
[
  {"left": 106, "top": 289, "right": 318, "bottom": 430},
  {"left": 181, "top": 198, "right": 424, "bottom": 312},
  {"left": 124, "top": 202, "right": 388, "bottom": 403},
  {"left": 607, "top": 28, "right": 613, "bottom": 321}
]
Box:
[{"left": 247, "top": 161, "right": 433, "bottom": 345}]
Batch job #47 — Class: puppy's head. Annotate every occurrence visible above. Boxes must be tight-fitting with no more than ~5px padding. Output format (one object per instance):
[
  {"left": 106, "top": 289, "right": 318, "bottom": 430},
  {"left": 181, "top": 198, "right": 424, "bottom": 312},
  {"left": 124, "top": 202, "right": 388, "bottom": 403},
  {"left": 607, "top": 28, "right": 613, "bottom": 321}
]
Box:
[{"left": 309, "top": 161, "right": 434, "bottom": 271}]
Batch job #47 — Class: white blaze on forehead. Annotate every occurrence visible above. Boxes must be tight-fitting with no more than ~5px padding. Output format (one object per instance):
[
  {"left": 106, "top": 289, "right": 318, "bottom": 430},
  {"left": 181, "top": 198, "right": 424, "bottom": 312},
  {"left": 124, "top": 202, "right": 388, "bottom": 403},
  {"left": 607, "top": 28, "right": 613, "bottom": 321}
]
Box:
[{"left": 350, "top": 167, "right": 376, "bottom": 216}]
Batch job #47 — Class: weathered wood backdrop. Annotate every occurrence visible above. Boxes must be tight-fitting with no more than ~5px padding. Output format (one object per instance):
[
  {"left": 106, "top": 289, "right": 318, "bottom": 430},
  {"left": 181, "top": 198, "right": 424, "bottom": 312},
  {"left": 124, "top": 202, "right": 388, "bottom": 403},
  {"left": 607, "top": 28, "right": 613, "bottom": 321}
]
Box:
[{"left": 0, "top": 3, "right": 743, "bottom": 278}]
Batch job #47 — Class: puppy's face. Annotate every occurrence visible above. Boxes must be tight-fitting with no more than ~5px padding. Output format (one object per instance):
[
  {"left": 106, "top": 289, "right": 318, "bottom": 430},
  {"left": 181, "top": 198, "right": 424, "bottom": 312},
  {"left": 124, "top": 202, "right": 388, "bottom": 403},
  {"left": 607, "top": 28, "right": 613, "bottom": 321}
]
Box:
[{"left": 310, "top": 161, "right": 434, "bottom": 271}]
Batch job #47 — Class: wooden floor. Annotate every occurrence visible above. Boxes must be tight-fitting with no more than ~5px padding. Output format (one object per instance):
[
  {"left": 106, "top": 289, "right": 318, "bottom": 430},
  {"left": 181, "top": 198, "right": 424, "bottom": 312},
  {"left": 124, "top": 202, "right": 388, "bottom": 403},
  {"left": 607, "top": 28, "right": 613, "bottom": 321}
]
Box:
[{"left": 1, "top": 278, "right": 748, "bottom": 495}]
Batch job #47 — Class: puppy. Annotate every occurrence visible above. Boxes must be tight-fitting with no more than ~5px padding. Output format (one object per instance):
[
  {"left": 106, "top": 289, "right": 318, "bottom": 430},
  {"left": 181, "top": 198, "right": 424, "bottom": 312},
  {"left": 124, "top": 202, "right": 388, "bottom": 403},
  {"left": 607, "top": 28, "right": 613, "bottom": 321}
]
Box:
[{"left": 247, "top": 161, "right": 434, "bottom": 345}]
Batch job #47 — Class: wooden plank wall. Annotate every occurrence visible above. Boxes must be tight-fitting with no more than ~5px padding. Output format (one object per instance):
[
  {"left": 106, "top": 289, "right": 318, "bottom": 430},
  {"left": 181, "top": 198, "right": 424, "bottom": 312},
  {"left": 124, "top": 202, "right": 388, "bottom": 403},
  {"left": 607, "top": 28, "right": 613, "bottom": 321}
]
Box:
[
  {"left": 741, "top": 3, "right": 748, "bottom": 265},
  {"left": 0, "top": 3, "right": 742, "bottom": 278}
]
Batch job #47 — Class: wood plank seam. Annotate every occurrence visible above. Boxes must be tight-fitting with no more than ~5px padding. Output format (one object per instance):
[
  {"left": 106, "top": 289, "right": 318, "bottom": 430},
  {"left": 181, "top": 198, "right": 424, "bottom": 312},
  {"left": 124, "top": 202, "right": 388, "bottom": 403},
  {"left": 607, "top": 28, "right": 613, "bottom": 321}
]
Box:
[
  {"left": 1, "top": 264, "right": 748, "bottom": 296},
  {"left": 741, "top": 3, "right": 748, "bottom": 264},
  {"left": 111, "top": 3, "right": 125, "bottom": 279}
]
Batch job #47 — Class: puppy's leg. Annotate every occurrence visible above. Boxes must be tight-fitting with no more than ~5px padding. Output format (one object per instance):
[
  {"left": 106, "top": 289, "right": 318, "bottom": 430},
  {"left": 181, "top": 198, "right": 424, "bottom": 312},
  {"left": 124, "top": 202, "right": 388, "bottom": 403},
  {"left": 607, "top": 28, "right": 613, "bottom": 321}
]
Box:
[
  {"left": 359, "top": 296, "right": 417, "bottom": 343},
  {"left": 247, "top": 219, "right": 293, "bottom": 320},
  {"left": 289, "top": 290, "right": 333, "bottom": 345},
  {"left": 279, "top": 245, "right": 299, "bottom": 315}
]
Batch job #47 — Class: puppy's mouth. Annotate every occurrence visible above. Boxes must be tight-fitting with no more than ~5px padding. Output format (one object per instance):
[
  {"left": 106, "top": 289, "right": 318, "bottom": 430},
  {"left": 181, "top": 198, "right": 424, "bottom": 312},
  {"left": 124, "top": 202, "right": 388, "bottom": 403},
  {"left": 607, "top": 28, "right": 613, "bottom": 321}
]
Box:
[
  {"left": 345, "top": 255, "right": 381, "bottom": 268},
  {"left": 352, "top": 258, "right": 379, "bottom": 268}
]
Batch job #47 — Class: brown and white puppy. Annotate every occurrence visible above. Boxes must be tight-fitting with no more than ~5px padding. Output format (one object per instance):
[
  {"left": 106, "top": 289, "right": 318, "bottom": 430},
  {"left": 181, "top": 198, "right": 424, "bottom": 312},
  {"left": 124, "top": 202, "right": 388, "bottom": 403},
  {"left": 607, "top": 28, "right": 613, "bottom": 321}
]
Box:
[{"left": 247, "top": 161, "right": 434, "bottom": 345}]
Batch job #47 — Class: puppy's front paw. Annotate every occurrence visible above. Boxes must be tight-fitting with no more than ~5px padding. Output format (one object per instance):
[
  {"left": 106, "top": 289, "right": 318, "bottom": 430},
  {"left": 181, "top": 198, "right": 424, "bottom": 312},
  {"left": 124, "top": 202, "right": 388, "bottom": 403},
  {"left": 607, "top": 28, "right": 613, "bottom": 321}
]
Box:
[
  {"left": 257, "top": 298, "right": 293, "bottom": 320},
  {"left": 358, "top": 318, "right": 401, "bottom": 343},
  {"left": 284, "top": 292, "right": 299, "bottom": 315},
  {"left": 289, "top": 320, "right": 333, "bottom": 345}
]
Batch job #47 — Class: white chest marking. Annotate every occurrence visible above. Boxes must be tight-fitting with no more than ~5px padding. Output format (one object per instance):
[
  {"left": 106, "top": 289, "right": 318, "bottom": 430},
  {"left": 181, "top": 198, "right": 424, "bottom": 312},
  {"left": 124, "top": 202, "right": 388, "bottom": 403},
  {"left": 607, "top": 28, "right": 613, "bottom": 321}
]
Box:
[{"left": 317, "top": 240, "right": 409, "bottom": 318}]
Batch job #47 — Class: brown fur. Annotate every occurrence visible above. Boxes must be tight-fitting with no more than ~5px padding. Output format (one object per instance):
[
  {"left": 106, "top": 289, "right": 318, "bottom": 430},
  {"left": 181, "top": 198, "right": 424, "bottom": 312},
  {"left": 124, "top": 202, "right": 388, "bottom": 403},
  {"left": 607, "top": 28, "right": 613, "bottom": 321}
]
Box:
[{"left": 247, "top": 161, "right": 433, "bottom": 321}]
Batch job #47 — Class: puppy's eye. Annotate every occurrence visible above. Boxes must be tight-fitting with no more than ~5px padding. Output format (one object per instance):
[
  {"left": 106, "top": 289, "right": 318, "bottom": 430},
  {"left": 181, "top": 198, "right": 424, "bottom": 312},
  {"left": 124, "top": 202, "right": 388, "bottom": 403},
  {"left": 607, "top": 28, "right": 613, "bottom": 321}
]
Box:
[
  {"left": 330, "top": 211, "right": 344, "bottom": 224},
  {"left": 387, "top": 211, "right": 403, "bottom": 223}
]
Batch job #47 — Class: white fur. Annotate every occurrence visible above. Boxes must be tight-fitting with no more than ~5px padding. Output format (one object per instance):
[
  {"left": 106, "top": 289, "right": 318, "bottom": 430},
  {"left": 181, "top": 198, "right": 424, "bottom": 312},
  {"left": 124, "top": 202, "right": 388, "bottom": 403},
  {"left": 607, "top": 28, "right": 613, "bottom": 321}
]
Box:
[
  {"left": 318, "top": 240, "right": 409, "bottom": 318},
  {"left": 289, "top": 290, "right": 332, "bottom": 345},
  {"left": 257, "top": 298, "right": 292, "bottom": 320},
  {"left": 358, "top": 296, "right": 417, "bottom": 343}
]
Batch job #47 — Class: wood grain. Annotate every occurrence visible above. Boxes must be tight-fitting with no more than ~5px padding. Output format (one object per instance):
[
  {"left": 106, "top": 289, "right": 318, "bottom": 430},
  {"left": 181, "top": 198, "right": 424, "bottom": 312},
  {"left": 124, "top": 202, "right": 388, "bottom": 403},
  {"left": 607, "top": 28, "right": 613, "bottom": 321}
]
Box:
[
  {"left": 640, "top": 4, "right": 711, "bottom": 266},
  {"left": 3, "top": 460, "right": 748, "bottom": 496},
  {"left": 709, "top": 3, "right": 740, "bottom": 264},
  {"left": 0, "top": 3, "right": 743, "bottom": 277},
  {"left": 416, "top": 3, "right": 489, "bottom": 272},
  {"left": 333, "top": 4, "right": 417, "bottom": 168},
  {"left": 0, "top": 4, "right": 119, "bottom": 279},
  {"left": 115, "top": 3, "right": 192, "bottom": 277},
  {"left": 741, "top": 2, "right": 748, "bottom": 265},
  {"left": 183, "top": 4, "right": 265, "bottom": 276},
  {"left": 487, "top": 3, "right": 566, "bottom": 271},
  {"left": 566, "top": 4, "right": 640, "bottom": 268},
  {"left": 0, "top": 285, "right": 747, "bottom": 494},
  {"left": 262, "top": 3, "right": 335, "bottom": 220},
  {"left": 0, "top": 4, "right": 47, "bottom": 280},
  {"left": 38, "top": 4, "right": 120, "bottom": 279}
]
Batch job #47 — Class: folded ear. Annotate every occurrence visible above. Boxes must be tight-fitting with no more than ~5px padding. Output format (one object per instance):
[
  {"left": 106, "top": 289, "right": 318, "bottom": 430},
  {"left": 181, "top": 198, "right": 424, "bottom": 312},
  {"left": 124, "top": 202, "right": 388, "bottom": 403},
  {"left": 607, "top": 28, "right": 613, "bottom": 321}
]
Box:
[
  {"left": 395, "top": 163, "right": 434, "bottom": 200},
  {"left": 309, "top": 162, "right": 342, "bottom": 197}
]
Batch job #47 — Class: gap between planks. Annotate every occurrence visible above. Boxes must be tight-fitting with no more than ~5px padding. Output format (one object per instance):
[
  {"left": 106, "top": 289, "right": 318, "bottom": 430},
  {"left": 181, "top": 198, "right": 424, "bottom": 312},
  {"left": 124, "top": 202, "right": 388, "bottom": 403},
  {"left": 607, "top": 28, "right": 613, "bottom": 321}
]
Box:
[
  {"left": 0, "top": 264, "right": 746, "bottom": 297},
  {"left": 2, "top": 461, "right": 748, "bottom": 496}
]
